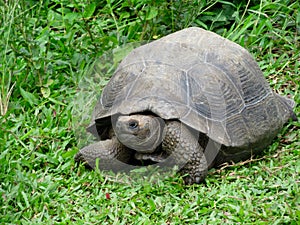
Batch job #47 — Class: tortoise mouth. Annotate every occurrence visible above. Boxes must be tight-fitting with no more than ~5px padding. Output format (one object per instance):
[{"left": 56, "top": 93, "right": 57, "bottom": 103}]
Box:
[
  {"left": 134, "top": 151, "right": 169, "bottom": 163},
  {"left": 132, "top": 145, "right": 170, "bottom": 164}
]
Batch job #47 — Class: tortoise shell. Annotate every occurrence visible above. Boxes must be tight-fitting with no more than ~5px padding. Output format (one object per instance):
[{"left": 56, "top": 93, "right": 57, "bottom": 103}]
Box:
[{"left": 88, "top": 27, "right": 294, "bottom": 152}]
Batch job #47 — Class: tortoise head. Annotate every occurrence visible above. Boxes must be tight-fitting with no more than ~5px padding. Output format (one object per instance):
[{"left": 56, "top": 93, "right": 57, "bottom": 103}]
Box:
[{"left": 114, "top": 115, "right": 164, "bottom": 153}]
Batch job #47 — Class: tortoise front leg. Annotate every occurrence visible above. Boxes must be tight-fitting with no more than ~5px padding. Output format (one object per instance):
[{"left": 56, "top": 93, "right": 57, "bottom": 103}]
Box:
[
  {"left": 163, "top": 121, "right": 208, "bottom": 184},
  {"left": 75, "top": 137, "right": 133, "bottom": 172}
]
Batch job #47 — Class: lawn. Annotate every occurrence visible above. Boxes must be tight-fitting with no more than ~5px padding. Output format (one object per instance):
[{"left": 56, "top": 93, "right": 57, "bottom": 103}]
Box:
[{"left": 0, "top": 0, "right": 299, "bottom": 224}]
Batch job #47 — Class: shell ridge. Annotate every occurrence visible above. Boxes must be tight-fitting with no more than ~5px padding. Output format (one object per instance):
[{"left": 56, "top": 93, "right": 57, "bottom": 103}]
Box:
[
  {"left": 124, "top": 62, "right": 147, "bottom": 101},
  {"left": 204, "top": 60, "right": 245, "bottom": 106}
]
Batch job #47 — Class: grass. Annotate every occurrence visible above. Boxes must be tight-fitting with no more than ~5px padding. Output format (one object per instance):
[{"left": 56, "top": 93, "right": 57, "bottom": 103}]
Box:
[{"left": 0, "top": 0, "right": 299, "bottom": 224}]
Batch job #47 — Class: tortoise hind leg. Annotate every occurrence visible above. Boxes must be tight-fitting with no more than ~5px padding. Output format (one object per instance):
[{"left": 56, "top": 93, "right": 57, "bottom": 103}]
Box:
[
  {"left": 275, "top": 93, "right": 297, "bottom": 121},
  {"left": 162, "top": 121, "right": 208, "bottom": 184}
]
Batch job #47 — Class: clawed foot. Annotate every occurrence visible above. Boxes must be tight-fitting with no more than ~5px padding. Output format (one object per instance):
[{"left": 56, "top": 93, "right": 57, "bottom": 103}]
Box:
[{"left": 181, "top": 169, "right": 208, "bottom": 184}]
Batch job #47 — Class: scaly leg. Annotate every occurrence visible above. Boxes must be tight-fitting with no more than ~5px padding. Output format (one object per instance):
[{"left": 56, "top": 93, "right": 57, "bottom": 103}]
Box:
[
  {"left": 163, "top": 121, "right": 208, "bottom": 184},
  {"left": 75, "top": 137, "right": 133, "bottom": 172}
]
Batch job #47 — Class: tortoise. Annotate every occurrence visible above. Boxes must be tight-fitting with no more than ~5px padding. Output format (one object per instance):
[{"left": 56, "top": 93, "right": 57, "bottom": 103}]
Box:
[{"left": 75, "top": 27, "right": 296, "bottom": 184}]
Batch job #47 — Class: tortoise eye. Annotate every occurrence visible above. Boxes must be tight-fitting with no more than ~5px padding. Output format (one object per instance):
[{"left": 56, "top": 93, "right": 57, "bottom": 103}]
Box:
[{"left": 128, "top": 120, "right": 138, "bottom": 129}]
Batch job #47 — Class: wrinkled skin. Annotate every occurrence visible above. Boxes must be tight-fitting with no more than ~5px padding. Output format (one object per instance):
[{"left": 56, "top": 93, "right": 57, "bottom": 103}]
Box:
[{"left": 115, "top": 115, "right": 164, "bottom": 153}]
